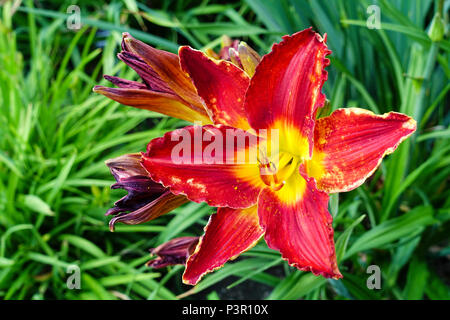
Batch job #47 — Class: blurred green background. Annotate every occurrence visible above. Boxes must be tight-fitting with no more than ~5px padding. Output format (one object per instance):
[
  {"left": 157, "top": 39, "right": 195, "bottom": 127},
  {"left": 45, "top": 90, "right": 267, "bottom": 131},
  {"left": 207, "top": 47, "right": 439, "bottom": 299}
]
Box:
[{"left": 0, "top": 0, "right": 449, "bottom": 300}]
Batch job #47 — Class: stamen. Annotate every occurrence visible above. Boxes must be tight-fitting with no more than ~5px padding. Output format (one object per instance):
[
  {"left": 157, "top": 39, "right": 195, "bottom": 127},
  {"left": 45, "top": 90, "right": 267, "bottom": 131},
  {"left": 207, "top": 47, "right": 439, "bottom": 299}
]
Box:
[{"left": 258, "top": 152, "right": 299, "bottom": 191}]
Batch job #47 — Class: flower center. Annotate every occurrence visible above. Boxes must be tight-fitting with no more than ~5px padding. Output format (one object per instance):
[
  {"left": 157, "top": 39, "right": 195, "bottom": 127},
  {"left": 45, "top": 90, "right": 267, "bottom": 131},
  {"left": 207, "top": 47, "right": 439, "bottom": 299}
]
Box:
[{"left": 258, "top": 151, "right": 299, "bottom": 191}]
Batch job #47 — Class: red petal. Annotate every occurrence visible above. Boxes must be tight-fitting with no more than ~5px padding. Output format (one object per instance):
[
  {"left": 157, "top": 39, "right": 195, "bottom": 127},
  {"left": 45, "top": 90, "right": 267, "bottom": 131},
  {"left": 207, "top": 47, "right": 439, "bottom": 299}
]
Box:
[
  {"left": 141, "top": 125, "right": 265, "bottom": 209},
  {"left": 183, "top": 206, "right": 263, "bottom": 285},
  {"left": 258, "top": 169, "right": 341, "bottom": 279},
  {"left": 306, "top": 108, "right": 417, "bottom": 193},
  {"left": 179, "top": 46, "right": 251, "bottom": 129},
  {"left": 245, "top": 28, "right": 331, "bottom": 159},
  {"left": 92, "top": 86, "right": 211, "bottom": 123}
]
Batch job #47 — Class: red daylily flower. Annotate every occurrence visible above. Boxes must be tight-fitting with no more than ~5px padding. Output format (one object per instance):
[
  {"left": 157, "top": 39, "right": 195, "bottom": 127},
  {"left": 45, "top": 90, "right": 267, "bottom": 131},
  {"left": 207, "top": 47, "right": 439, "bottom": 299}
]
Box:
[
  {"left": 139, "top": 28, "right": 416, "bottom": 284},
  {"left": 95, "top": 28, "right": 416, "bottom": 286}
]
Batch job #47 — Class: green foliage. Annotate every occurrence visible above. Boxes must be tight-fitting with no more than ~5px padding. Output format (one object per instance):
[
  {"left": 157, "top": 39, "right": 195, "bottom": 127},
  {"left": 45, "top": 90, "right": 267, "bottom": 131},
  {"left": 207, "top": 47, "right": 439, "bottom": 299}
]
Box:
[{"left": 0, "top": 0, "right": 448, "bottom": 300}]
